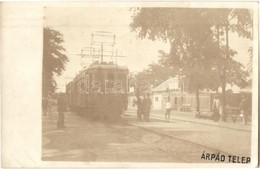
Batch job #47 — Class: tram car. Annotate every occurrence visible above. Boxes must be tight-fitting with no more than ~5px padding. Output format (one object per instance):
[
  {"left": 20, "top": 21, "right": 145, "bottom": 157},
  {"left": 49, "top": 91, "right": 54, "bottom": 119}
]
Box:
[{"left": 66, "top": 62, "right": 129, "bottom": 120}]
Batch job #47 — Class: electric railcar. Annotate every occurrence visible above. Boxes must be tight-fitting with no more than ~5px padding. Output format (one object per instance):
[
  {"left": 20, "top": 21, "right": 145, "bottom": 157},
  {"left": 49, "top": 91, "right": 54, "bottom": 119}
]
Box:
[{"left": 66, "top": 62, "right": 129, "bottom": 120}]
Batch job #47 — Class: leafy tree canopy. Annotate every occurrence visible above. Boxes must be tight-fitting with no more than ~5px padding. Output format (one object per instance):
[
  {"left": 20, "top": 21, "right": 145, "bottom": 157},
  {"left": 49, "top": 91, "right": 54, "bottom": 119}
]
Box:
[
  {"left": 130, "top": 8, "right": 251, "bottom": 91},
  {"left": 130, "top": 8, "right": 252, "bottom": 114},
  {"left": 43, "top": 27, "right": 69, "bottom": 97}
]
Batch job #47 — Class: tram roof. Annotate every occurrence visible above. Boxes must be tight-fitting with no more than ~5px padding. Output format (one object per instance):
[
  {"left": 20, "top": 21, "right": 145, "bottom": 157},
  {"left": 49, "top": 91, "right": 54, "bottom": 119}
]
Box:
[
  {"left": 86, "top": 63, "right": 128, "bottom": 71},
  {"left": 70, "top": 63, "right": 128, "bottom": 82}
]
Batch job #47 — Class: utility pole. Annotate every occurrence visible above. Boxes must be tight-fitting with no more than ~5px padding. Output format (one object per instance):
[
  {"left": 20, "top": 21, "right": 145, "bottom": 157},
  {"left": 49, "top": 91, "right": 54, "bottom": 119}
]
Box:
[
  {"left": 216, "top": 25, "right": 220, "bottom": 93},
  {"left": 221, "top": 19, "right": 229, "bottom": 122}
]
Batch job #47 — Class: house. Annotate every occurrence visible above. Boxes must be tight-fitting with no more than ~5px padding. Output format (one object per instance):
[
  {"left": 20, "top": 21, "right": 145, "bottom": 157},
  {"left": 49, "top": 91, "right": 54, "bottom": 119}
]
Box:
[
  {"left": 152, "top": 76, "right": 213, "bottom": 112},
  {"left": 152, "top": 76, "right": 186, "bottom": 110}
]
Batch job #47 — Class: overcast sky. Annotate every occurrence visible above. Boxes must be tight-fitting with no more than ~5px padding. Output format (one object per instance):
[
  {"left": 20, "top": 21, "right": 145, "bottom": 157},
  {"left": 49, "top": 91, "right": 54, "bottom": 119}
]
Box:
[{"left": 44, "top": 6, "right": 252, "bottom": 92}]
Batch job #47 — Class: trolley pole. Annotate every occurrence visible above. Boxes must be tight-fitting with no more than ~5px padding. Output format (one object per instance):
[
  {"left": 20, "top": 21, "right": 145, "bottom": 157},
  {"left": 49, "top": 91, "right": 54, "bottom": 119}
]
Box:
[{"left": 79, "top": 32, "right": 126, "bottom": 65}]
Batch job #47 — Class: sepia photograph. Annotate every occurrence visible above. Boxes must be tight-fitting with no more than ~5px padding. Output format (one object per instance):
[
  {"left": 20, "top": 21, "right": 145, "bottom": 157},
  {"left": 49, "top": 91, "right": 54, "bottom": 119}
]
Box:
[
  {"left": 41, "top": 4, "right": 257, "bottom": 164},
  {"left": 1, "top": 2, "right": 258, "bottom": 168}
]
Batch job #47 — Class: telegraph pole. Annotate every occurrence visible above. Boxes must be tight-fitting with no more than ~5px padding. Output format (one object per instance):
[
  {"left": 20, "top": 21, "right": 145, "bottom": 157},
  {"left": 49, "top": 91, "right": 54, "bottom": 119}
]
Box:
[{"left": 222, "top": 20, "right": 229, "bottom": 122}]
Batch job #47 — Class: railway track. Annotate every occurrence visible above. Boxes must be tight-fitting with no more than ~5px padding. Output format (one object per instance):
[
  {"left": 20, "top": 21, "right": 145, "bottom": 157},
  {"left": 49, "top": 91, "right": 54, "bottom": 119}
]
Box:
[
  {"left": 107, "top": 119, "right": 234, "bottom": 163},
  {"left": 75, "top": 113, "right": 240, "bottom": 163},
  {"left": 43, "top": 111, "right": 250, "bottom": 163},
  {"left": 125, "top": 120, "right": 233, "bottom": 154}
]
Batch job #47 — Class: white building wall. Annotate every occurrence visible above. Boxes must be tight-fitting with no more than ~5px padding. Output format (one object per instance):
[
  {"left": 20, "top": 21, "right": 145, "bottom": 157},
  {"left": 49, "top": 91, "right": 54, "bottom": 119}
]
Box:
[{"left": 152, "top": 94, "right": 162, "bottom": 110}]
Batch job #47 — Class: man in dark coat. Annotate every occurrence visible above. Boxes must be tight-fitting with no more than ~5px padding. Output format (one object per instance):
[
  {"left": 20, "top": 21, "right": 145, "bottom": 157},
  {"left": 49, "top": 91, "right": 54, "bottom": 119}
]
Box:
[
  {"left": 136, "top": 95, "right": 143, "bottom": 121},
  {"left": 212, "top": 95, "right": 221, "bottom": 122},
  {"left": 57, "top": 93, "right": 67, "bottom": 128},
  {"left": 143, "top": 93, "right": 152, "bottom": 122}
]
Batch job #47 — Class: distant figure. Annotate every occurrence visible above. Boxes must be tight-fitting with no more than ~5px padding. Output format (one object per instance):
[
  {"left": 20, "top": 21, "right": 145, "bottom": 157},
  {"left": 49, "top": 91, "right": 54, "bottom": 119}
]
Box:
[
  {"left": 212, "top": 95, "right": 221, "bottom": 122},
  {"left": 123, "top": 95, "right": 128, "bottom": 114},
  {"left": 132, "top": 98, "right": 136, "bottom": 107},
  {"left": 42, "top": 97, "right": 48, "bottom": 116},
  {"left": 143, "top": 93, "right": 152, "bottom": 122},
  {"left": 239, "top": 95, "right": 249, "bottom": 125},
  {"left": 47, "top": 96, "right": 52, "bottom": 114},
  {"left": 163, "top": 97, "right": 172, "bottom": 122},
  {"left": 57, "top": 93, "right": 67, "bottom": 128},
  {"left": 136, "top": 95, "right": 144, "bottom": 121}
]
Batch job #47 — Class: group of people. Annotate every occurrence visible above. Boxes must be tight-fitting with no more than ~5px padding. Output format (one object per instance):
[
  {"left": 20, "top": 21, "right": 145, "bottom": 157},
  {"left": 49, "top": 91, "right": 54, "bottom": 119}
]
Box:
[
  {"left": 211, "top": 95, "right": 250, "bottom": 125},
  {"left": 135, "top": 94, "right": 172, "bottom": 122},
  {"left": 136, "top": 93, "right": 152, "bottom": 122},
  {"left": 135, "top": 93, "right": 250, "bottom": 125}
]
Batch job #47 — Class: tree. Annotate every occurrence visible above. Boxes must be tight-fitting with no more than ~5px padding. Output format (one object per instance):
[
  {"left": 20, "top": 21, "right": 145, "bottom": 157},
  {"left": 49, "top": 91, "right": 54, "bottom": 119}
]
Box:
[
  {"left": 247, "top": 9, "right": 254, "bottom": 73},
  {"left": 43, "top": 27, "right": 69, "bottom": 97},
  {"left": 131, "top": 50, "right": 175, "bottom": 95},
  {"left": 131, "top": 8, "right": 220, "bottom": 116},
  {"left": 136, "top": 50, "right": 174, "bottom": 83},
  {"left": 130, "top": 8, "right": 251, "bottom": 116},
  {"left": 206, "top": 9, "right": 252, "bottom": 120},
  {"left": 247, "top": 46, "right": 253, "bottom": 73}
]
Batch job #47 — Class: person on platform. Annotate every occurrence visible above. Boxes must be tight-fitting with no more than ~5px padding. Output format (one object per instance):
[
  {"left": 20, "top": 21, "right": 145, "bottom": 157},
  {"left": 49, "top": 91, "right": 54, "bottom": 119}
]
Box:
[
  {"left": 143, "top": 93, "right": 152, "bottom": 122},
  {"left": 212, "top": 95, "right": 221, "bottom": 122},
  {"left": 57, "top": 93, "right": 67, "bottom": 128},
  {"left": 163, "top": 97, "right": 172, "bottom": 122},
  {"left": 239, "top": 95, "right": 249, "bottom": 125},
  {"left": 136, "top": 95, "right": 144, "bottom": 121}
]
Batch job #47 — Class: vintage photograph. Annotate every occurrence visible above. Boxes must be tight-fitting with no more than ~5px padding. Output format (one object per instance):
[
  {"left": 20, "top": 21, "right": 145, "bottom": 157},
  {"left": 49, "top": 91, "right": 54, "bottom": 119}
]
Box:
[{"left": 41, "top": 4, "right": 257, "bottom": 164}]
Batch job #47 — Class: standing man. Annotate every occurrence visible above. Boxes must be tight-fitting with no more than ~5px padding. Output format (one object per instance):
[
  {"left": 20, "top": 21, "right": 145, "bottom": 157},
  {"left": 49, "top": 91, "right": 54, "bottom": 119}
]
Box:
[
  {"left": 57, "top": 93, "right": 67, "bottom": 128},
  {"left": 239, "top": 95, "right": 249, "bottom": 125},
  {"left": 143, "top": 93, "right": 152, "bottom": 122},
  {"left": 163, "top": 97, "right": 172, "bottom": 122},
  {"left": 136, "top": 95, "right": 143, "bottom": 121},
  {"left": 123, "top": 94, "right": 128, "bottom": 115},
  {"left": 212, "top": 95, "right": 221, "bottom": 122}
]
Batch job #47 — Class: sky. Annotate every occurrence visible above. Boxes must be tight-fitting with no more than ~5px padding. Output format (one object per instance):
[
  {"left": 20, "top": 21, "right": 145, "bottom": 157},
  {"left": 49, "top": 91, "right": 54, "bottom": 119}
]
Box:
[{"left": 44, "top": 6, "right": 252, "bottom": 92}]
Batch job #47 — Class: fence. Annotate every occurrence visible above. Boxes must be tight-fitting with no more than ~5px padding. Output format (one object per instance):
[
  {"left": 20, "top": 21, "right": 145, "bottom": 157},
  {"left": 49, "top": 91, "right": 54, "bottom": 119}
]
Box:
[{"left": 163, "top": 92, "right": 251, "bottom": 113}]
